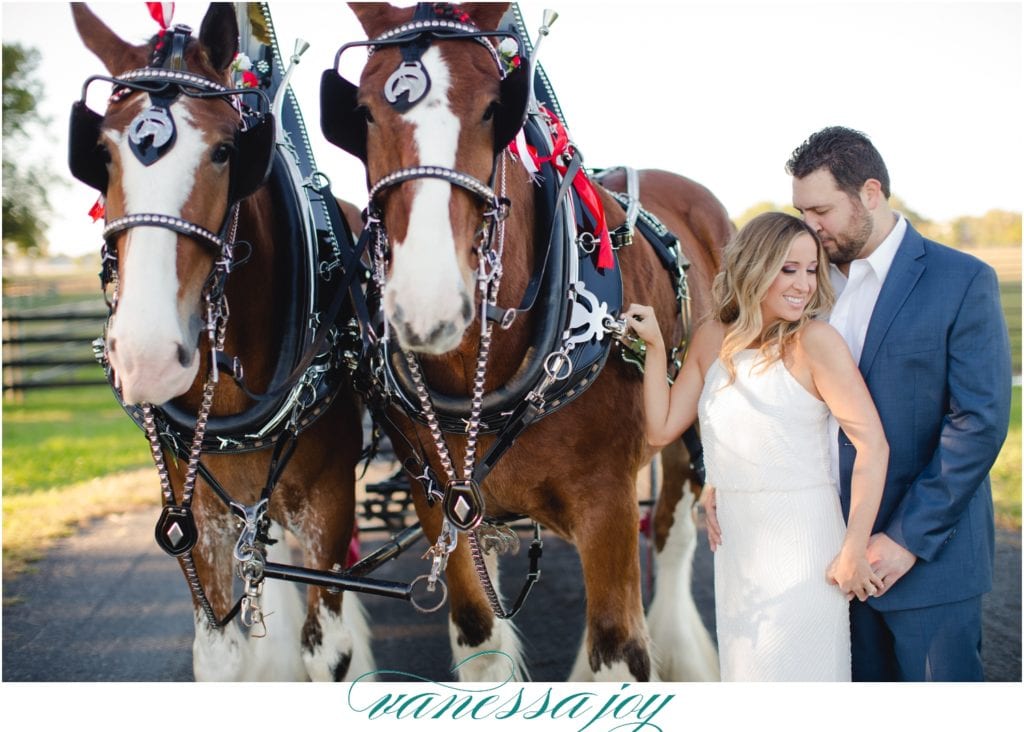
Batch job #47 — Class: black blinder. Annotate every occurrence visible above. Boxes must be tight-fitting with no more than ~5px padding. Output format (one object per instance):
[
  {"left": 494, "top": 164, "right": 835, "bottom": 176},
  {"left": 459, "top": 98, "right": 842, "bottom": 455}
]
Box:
[
  {"left": 69, "top": 101, "right": 109, "bottom": 192},
  {"left": 230, "top": 112, "right": 275, "bottom": 204},
  {"left": 494, "top": 56, "right": 531, "bottom": 153},
  {"left": 320, "top": 69, "right": 367, "bottom": 162}
]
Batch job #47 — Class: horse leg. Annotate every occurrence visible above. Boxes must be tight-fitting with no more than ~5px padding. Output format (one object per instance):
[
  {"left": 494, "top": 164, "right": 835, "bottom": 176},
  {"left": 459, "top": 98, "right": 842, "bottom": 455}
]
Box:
[
  {"left": 188, "top": 497, "right": 254, "bottom": 681},
  {"left": 288, "top": 412, "right": 375, "bottom": 682},
  {"left": 241, "top": 520, "right": 310, "bottom": 681},
  {"left": 292, "top": 514, "right": 375, "bottom": 683},
  {"left": 444, "top": 540, "right": 527, "bottom": 681},
  {"left": 297, "top": 577, "right": 373, "bottom": 682},
  {"left": 569, "top": 480, "right": 655, "bottom": 682},
  {"left": 645, "top": 441, "right": 719, "bottom": 681}
]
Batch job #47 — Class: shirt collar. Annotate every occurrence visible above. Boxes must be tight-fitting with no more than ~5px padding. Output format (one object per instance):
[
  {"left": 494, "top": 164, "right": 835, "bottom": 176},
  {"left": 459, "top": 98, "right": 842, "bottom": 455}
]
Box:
[{"left": 863, "top": 212, "right": 906, "bottom": 284}]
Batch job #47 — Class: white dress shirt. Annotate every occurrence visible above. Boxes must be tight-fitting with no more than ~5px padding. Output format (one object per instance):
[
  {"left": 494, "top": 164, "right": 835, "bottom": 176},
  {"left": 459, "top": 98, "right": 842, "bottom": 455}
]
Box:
[{"left": 827, "top": 213, "right": 906, "bottom": 483}]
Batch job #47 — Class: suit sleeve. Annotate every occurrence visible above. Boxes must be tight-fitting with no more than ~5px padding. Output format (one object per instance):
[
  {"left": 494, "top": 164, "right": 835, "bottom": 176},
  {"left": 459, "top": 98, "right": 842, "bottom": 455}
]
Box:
[{"left": 884, "top": 264, "right": 1012, "bottom": 561}]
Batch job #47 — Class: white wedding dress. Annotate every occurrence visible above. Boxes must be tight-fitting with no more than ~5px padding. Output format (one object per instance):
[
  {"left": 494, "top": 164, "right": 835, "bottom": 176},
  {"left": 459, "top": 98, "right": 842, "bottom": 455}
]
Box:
[{"left": 698, "top": 350, "right": 851, "bottom": 681}]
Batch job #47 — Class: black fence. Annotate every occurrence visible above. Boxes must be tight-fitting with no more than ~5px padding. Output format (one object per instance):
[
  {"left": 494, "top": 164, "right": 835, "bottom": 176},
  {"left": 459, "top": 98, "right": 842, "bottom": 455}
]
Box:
[{"left": 2, "top": 308, "right": 108, "bottom": 392}]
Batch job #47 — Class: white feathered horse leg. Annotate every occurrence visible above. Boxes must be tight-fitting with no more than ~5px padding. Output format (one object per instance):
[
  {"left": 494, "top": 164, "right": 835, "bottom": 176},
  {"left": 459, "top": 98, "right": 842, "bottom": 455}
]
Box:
[{"left": 646, "top": 481, "right": 719, "bottom": 681}]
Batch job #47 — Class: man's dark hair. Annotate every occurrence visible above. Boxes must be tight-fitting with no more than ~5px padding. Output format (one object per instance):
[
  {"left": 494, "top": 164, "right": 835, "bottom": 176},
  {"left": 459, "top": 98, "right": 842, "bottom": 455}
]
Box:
[{"left": 786, "top": 126, "right": 891, "bottom": 199}]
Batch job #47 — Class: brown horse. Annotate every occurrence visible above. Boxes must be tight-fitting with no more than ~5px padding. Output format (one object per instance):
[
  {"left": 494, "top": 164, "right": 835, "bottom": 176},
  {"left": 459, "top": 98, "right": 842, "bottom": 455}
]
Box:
[
  {"left": 70, "top": 3, "right": 372, "bottom": 680},
  {"left": 322, "top": 2, "right": 731, "bottom": 681}
]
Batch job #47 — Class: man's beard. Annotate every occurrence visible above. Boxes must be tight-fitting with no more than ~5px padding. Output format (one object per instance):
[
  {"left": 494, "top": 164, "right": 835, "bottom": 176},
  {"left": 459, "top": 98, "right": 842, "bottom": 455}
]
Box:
[{"left": 823, "top": 200, "right": 874, "bottom": 266}]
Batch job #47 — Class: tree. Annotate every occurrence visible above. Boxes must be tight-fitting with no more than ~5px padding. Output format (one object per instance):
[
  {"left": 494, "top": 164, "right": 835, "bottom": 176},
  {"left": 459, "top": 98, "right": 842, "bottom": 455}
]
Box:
[
  {"left": 732, "top": 201, "right": 798, "bottom": 230},
  {"left": 3, "top": 43, "right": 56, "bottom": 258}
]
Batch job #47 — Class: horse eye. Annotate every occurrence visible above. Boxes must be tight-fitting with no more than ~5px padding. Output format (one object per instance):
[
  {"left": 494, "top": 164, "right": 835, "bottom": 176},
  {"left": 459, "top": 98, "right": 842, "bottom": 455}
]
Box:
[
  {"left": 358, "top": 105, "right": 375, "bottom": 125},
  {"left": 482, "top": 102, "right": 499, "bottom": 123},
  {"left": 211, "top": 143, "right": 233, "bottom": 165},
  {"left": 97, "top": 143, "right": 112, "bottom": 164}
]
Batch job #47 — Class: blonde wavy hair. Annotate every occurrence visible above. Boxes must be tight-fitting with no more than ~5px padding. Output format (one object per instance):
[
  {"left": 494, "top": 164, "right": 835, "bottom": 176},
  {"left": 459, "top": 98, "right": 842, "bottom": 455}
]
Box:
[{"left": 710, "top": 211, "right": 835, "bottom": 382}]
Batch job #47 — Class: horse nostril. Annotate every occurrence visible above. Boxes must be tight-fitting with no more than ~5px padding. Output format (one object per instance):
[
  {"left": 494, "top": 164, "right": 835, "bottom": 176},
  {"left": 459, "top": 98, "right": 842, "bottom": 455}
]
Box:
[
  {"left": 108, "top": 337, "right": 117, "bottom": 354},
  {"left": 176, "top": 343, "right": 193, "bottom": 368},
  {"left": 427, "top": 321, "right": 457, "bottom": 345}
]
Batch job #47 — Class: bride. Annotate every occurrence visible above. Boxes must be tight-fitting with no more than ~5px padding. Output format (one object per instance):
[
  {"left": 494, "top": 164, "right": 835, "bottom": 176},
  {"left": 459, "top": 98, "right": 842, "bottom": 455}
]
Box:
[{"left": 625, "top": 212, "right": 887, "bottom": 681}]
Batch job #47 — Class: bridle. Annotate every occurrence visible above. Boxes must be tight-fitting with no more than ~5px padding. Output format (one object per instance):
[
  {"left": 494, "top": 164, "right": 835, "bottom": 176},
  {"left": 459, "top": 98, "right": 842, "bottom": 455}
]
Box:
[
  {"left": 320, "top": 7, "right": 529, "bottom": 226},
  {"left": 320, "top": 6, "right": 550, "bottom": 618},
  {"left": 69, "top": 24, "right": 277, "bottom": 630},
  {"left": 68, "top": 24, "right": 275, "bottom": 305}
]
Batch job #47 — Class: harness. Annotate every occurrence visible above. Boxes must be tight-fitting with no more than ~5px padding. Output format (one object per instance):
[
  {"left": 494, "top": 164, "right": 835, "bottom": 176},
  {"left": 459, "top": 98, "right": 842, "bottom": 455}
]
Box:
[
  {"left": 73, "top": 20, "right": 368, "bottom": 630},
  {"left": 321, "top": 4, "right": 693, "bottom": 618}
]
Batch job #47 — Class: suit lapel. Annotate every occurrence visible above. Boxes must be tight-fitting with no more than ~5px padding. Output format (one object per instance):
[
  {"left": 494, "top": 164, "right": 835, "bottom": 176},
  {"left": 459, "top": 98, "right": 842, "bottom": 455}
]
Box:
[{"left": 858, "top": 225, "right": 927, "bottom": 375}]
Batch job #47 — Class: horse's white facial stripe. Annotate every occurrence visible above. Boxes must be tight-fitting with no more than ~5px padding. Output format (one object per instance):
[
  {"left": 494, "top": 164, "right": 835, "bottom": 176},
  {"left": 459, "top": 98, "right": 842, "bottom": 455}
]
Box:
[
  {"left": 385, "top": 46, "right": 471, "bottom": 350},
  {"left": 106, "top": 100, "right": 207, "bottom": 400},
  {"left": 117, "top": 100, "right": 203, "bottom": 312}
]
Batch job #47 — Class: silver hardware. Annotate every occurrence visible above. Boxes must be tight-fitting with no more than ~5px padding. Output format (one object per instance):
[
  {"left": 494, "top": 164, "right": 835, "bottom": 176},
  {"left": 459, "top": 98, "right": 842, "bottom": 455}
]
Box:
[
  {"left": 543, "top": 349, "right": 573, "bottom": 381},
  {"left": 475, "top": 522, "right": 521, "bottom": 556},
  {"left": 384, "top": 61, "right": 430, "bottom": 108},
  {"left": 273, "top": 35, "right": 311, "bottom": 121},
  {"left": 239, "top": 554, "right": 268, "bottom": 638},
  {"left": 409, "top": 573, "right": 448, "bottom": 613},
  {"left": 566, "top": 280, "right": 613, "bottom": 348},
  {"left": 129, "top": 106, "right": 174, "bottom": 151},
  {"left": 529, "top": 10, "right": 560, "bottom": 103},
  {"left": 231, "top": 498, "right": 269, "bottom": 565}
]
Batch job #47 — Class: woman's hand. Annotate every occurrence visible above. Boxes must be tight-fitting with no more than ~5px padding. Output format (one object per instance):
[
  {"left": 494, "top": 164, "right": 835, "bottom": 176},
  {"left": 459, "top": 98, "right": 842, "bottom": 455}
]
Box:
[
  {"left": 700, "top": 485, "right": 721, "bottom": 552},
  {"left": 827, "top": 546, "right": 884, "bottom": 602},
  {"left": 622, "top": 304, "right": 661, "bottom": 345}
]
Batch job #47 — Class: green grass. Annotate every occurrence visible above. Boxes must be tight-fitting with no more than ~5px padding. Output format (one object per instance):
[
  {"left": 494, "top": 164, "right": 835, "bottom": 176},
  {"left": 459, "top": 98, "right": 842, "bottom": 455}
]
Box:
[
  {"left": 2, "top": 386, "right": 150, "bottom": 495},
  {"left": 1000, "top": 281, "right": 1021, "bottom": 375},
  {"left": 2, "top": 385, "right": 156, "bottom": 577},
  {"left": 991, "top": 385, "right": 1022, "bottom": 530}
]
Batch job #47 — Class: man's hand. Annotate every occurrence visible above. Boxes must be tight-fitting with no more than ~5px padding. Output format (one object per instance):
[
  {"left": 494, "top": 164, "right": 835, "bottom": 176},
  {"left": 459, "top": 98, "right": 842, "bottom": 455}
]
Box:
[{"left": 866, "top": 532, "right": 917, "bottom": 596}]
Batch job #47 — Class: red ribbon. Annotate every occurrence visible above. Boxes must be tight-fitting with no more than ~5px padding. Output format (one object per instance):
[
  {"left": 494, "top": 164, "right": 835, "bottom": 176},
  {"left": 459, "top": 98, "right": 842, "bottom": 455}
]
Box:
[
  {"left": 345, "top": 525, "right": 360, "bottom": 568},
  {"left": 88, "top": 196, "right": 105, "bottom": 222},
  {"left": 146, "top": 2, "right": 174, "bottom": 30},
  {"left": 510, "top": 108, "right": 614, "bottom": 270}
]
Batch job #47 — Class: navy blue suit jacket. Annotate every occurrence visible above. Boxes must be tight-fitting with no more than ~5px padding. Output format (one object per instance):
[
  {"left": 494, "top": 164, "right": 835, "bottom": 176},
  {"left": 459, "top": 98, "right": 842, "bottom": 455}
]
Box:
[{"left": 838, "top": 222, "right": 1012, "bottom": 611}]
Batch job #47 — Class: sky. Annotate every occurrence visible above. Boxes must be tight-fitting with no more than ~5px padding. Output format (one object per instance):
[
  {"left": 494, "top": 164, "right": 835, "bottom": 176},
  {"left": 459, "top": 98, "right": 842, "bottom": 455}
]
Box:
[{"left": 1, "top": 0, "right": 1021, "bottom": 258}]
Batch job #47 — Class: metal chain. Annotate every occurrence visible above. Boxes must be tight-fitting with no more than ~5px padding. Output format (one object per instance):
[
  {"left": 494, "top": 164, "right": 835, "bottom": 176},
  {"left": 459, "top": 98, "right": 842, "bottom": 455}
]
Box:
[
  {"left": 404, "top": 154, "right": 529, "bottom": 618},
  {"left": 468, "top": 527, "right": 513, "bottom": 618},
  {"left": 138, "top": 289, "right": 229, "bottom": 629}
]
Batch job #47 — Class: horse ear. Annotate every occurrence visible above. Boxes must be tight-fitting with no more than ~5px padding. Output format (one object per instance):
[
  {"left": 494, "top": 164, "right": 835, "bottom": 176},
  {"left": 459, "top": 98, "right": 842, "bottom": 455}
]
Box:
[
  {"left": 348, "top": 2, "right": 409, "bottom": 39},
  {"left": 70, "top": 2, "right": 145, "bottom": 74},
  {"left": 198, "top": 3, "right": 240, "bottom": 72},
  {"left": 459, "top": 3, "right": 511, "bottom": 31}
]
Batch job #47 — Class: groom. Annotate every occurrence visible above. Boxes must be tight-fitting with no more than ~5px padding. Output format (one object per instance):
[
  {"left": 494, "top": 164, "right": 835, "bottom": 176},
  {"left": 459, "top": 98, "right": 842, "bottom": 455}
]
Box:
[{"left": 786, "top": 126, "right": 1012, "bottom": 681}]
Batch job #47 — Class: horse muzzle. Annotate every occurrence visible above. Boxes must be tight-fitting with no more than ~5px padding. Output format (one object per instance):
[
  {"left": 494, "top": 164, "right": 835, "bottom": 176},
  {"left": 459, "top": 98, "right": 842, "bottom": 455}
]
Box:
[{"left": 385, "top": 285, "right": 474, "bottom": 355}]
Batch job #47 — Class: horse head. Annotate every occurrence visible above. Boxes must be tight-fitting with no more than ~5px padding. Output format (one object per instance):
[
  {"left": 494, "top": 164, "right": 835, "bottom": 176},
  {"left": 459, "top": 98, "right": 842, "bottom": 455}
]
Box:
[
  {"left": 70, "top": 3, "right": 272, "bottom": 404},
  {"left": 322, "top": 2, "right": 529, "bottom": 354}
]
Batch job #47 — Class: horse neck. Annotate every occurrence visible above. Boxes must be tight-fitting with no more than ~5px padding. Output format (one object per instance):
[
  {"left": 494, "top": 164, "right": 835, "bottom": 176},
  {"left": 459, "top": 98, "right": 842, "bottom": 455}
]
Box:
[{"left": 419, "top": 157, "right": 537, "bottom": 392}]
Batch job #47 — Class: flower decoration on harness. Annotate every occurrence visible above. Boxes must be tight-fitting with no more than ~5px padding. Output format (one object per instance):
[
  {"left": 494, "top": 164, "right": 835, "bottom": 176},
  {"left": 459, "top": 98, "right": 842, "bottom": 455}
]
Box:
[
  {"left": 497, "top": 37, "right": 521, "bottom": 76},
  {"left": 231, "top": 52, "right": 259, "bottom": 89}
]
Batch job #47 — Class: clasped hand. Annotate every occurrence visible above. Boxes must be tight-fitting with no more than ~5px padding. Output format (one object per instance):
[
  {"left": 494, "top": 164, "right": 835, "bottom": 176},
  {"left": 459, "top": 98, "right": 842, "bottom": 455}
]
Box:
[{"left": 827, "top": 547, "right": 883, "bottom": 602}]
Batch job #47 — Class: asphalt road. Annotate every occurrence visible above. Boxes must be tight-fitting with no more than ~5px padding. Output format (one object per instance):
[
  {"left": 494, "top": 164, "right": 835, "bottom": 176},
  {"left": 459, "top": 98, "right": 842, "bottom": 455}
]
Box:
[{"left": 2, "top": 497, "right": 1019, "bottom": 683}]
